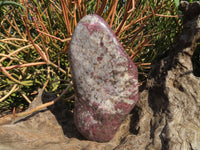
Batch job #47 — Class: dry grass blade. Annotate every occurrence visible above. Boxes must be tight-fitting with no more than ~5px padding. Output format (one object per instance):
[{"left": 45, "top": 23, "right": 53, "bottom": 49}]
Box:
[
  {"left": 0, "top": 84, "right": 18, "bottom": 103},
  {"left": 106, "top": 0, "right": 118, "bottom": 27},
  {"left": 77, "top": 0, "right": 83, "bottom": 18},
  {"left": 61, "top": 0, "right": 72, "bottom": 36},
  {"left": 124, "top": 24, "right": 145, "bottom": 50},
  {"left": 115, "top": 0, "right": 132, "bottom": 36},
  {"left": 23, "top": 17, "right": 48, "bottom": 62},
  {"left": 128, "top": 0, "right": 135, "bottom": 13},
  {"left": 131, "top": 38, "right": 154, "bottom": 59},
  {"left": 0, "top": 44, "right": 33, "bottom": 62},
  {"left": 0, "top": 63, "right": 29, "bottom": 86},
  {"left": 0, "top": 62, "right": 46, "bottom": 71}
]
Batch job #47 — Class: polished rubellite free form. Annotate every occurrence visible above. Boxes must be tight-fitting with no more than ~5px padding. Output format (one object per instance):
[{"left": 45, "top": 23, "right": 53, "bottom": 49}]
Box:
[{"left": 69, "top": 14, "right": 138, "bottom": 142}]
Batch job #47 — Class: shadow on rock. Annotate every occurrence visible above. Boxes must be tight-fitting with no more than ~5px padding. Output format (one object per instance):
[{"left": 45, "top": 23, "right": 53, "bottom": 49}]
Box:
[{"left": 41, "top": 90, "right": 86, "bottom": 140}]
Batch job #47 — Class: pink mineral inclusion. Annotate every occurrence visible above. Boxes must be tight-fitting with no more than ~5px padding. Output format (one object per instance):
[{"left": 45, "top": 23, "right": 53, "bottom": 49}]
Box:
[
  {"left": 97, "top": 56, "right": 103, "bottom": 62},
  {"left": 74, "top": 100, "right": 123, "bottom": 142},
  {"left": 82, "top": 22, "right": 105, "bottom": 35}
]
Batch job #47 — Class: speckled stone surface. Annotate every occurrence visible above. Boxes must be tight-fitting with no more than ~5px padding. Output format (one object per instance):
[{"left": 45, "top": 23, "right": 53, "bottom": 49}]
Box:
[{"left": 69, "top": 14, "right": 138, "bottom": 142}]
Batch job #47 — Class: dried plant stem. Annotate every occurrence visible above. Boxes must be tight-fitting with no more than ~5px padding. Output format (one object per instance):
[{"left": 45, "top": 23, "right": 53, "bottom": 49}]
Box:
[
  {"left": 0, "top": 84, "right": 18, "bottom": 103},
  {"left": 96, "top": 0, "right": 108, "bottom": 16},
  {"left": 48, "top": 61, "right": 67, "bottom": 74},
  {"left": 0, "top": 84, "right": 72, "bottom": 125},
  {"left": 76, "top": 0, "right": 83, "bottom": 18},
  {"left": 23, "top": 17, "right": 48, "bottom": 62},
  {"left": 0, "top": 44, "right": 33, "bottom": 63},
  {"left": 0, "top": 62, "right": 46, "bottom": 72},
  {"left": 135, "top": 62, "right": 151, "bottom": 66},
  {"left": 20, "top": 92, "right": 32, "bottom": 104},
  {"left": 35, "top": 29, "right": 71, "bottom": 42},
  {"left": 4, "top": 16, "right": 23, "bottom": 38},
  {"left": 115, "top": 0, "right": 132, "bottom": 36},
  {"left": 106, "top": 0, "right": 118, "bottom": 27},
  {"left": 63, "top": 94, "right": 75, "bottom": 101},
  {"left": 0, "top": 54, "right": 25, "bottom": 63},
  {"left": 0, "top": 38, "right": 28, "bottom": 42},
  {"left": 61, "top": 0, "right": 72, "bottom": 36},
  {"left": 128, "top": 0, "right": 135, "bottom": 13},
  {"left": 19, "top": 83, "right": 72, "bottom": 117},
  {"left": 0, "top": 63, "right": 30, "bottom": 86},
  {"left": 42, "top": 65, "right": 50, "bottom": 90},
  {"left": 95, "top": 0, "right": 100, "bottom": 13},
  {"left": 154, "top": 14, "right": 179, "bottom": 18}
]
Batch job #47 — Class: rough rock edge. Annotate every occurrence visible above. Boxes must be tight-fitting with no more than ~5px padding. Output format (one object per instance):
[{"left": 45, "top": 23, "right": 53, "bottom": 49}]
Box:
[{"left": 132, "top": 1, "right": 200, "bottom": 149}]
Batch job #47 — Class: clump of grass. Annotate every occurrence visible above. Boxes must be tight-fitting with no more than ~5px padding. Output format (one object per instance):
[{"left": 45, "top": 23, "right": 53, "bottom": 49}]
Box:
[{"left": 0, "top": 0, "right": 181, "bottom": 114}]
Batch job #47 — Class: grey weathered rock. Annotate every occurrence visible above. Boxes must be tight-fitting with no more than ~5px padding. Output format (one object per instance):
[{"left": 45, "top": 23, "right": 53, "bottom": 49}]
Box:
[
  {"left": 0, "top": 1, "right": 200, "bottom": 149},
  {"left": 69, "top": 14, "right": 138, "bottom": 142},
  {"left": 121, "top": 1, "right": 200, "bottom": 149}
]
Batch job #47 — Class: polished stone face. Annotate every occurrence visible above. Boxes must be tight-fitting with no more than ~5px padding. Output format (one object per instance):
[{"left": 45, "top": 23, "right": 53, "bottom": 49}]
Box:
[{"left": 69, "top": 14, "right": 138, "bottom": 142}]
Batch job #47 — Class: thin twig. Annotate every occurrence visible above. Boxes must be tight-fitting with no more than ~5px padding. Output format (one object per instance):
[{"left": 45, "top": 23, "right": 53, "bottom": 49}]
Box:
[
  {"left": 23, "top": 17, "right": 48, "bottom": 62},
  {"left": 42, "top": 65, "right": 50, "bottom": 90},
  {"left": 115, "top": 0, "right": 132, "bottom": 36},
  {"left": 16, "top": 83, "right": 72, "bottom": 117},
  {"left": 60, "top": 0, "right": 72, "bottom": 36},
  {"left": 20, "top": 92, "right": 32, "bottom": 104},
  {"left": 0, "top": 44, "right": 33, "bottom": 63},
  {"left": 95, "top": 0, "right": 100, "bottom": 13},
  {"left": 63, "top": 94, "right": 75, "bottom": 101},
  {"left": 0, "top": 84, "right": 18, "bottom": 103},
  {"left": 106, "top": 0, "right": 118, "bottom": 27},
  {"left": 127, "top": 0, "right": 135, "bottom": 13},
  {"left": 0, "top": 84, "right": 72, "bottom": 125},
  {"left": 0, "top": 63, "right": 31, "bottom": 86},
  {"left": 154, "top": 14, "right": 179, "bottom": 18},
  {"left": 35, "top": 29, "right": 71, "bottom": 42},
  {"left": 96, "top": 0, "right": 108, "bottom": 16},
  {"left": 0, "top": 62, "right": 46, "bottom": 72},
  {"left": 0, "top": 38, "right": 28, "bottom": 42},
  {"left": 48, "top": 61, "right": 67, "bottom": 74}
]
